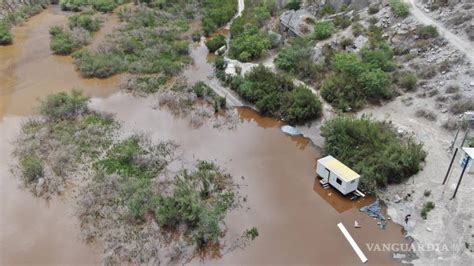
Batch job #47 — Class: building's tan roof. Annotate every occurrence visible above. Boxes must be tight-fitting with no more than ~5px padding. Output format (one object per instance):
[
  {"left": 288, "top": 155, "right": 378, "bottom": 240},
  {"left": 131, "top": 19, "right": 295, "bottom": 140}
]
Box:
[{"left": 324, "top": 157, "right": 360, "bottom": 182}]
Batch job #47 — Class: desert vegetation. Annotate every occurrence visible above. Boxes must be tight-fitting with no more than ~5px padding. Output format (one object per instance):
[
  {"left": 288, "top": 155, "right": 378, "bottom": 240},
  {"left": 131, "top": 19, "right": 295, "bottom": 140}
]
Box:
[
  {"left": 12, "top": 90, "right": 253, "bottom": 262},
  {"left": 49, "top": 12, "right": 103, "bottom": 55},
  {"left": 205, "top": 34, "right": 226, "bottom": 53},
  {"left": 13, "top": 91, "right": 118, "bottom": 198},
  {"left": 321, "top": 116, "right": 426, "bottom": 193},
  {"left": 201, "top": 0, "right": 237, "bottom": 35},
  {"left": 389, "top": 0, "right": 410, "bottom": 18},
  {"left": 229, "top": 0, "right": 275, "bottom": 61},
  {"left": 320, "top": 43, "right": 396, "bottom": 111},
  {"left": 0, "top": 2, "right": 44, "bottom": 45},
  {"left": 226, "top": 65, "right": 322, "bottom": 124},
  {"left": 72, "top": 2, "right": 193, "bottom": 79},
  {"left": 59, "top": 0, "right": 121, "bottom": 13}
]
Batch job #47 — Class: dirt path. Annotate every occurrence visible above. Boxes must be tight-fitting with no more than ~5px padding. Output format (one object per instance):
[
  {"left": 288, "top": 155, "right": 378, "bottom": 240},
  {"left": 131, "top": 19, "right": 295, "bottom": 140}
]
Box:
[{"left": 405, "top": 0, "right": 474, "bottom": 64}]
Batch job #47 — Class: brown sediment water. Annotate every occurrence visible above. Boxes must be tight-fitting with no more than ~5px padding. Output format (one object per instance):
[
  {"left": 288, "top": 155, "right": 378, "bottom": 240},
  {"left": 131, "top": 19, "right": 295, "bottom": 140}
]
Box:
[
  {"left": 89, "top": 93, "right": 409, "bottom": 265},
  {"left": 0, "top": 116, "right": 102, "bottom": 265},
  {"left": 0, "top": 5, "right": 409, "bottom": 265},
  {"left": 0, "top": 6, "right": 121, "bottom": 119}
]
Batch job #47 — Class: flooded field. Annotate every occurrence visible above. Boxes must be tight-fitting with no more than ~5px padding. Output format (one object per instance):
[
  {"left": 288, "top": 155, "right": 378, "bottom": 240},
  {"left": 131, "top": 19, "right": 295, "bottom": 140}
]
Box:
[
  {"left": 1, "top": 5, "right": 409, "bottom": 266},
  {"left": 0, "top": 6, "right": 121, "bottom": 118}
]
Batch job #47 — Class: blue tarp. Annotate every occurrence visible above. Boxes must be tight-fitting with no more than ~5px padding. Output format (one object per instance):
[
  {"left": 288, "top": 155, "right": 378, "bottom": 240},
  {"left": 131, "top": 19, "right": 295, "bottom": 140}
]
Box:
[
  {"left": 281, "top": 125, "right": 302, "bottom": 136},
  {"left": 360, "top": 200, "right": 387, "bottom": 229}
]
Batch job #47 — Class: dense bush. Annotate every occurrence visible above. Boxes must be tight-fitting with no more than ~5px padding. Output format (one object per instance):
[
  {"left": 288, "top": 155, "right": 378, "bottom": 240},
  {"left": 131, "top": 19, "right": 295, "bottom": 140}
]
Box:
[
  {"left": 49, "top": 25, "right": 87, "bottom": 55},
  {"left": 60, "top": 0, "right": 119, "bottom": 13},
  {"left": 313, "top": 21, "right": 334, "bottom": 40},
  {"left": 390, "top": 0, "right": 410, "bottom": 18},
  {"left": 321, "top": 116, "right": 426, "bottom": 193},
  {"left": 205, "top": 34, "right": 226, "bottom": 53},
  {"left": 230, "top": 26, "right": 271, "bottom": 61},
  {"left": 39, "top": 90, "right": 89, "bottom": 121},
  {"left": 68, "top": 13, "right": 102, "bottom": 32},
  {"left": 19, "top": 155, "right": 44, "bottom": 183},
  {"left": 232, "top": 65, "right": 322, "bottom": 124},
  {"left": 229, "top": 0, "right": 274, "bottom": 61},
  {"left": 286, "top": 0, "right": 301, "bottom": 10},
  {"left": 398, "top": 72, "right": 418, "bottom": 91},
  {"left": 59, "top": 0, "right": 88, "bottom": 12},
  {"left": 421, "top": 201, "right": 435, "bottom": 219},
  {"left": 72, "top": 49, "right": 123, "bottom": 78},
  {"left": 91, "top": 0, "right": 118, "bottom": 13},
  {"left": 319, "top": 5, "right": 334, "bottom": 16},
  {"left": 274, "top": 39, "right": 323, "bottom": 82},
  {"left": 155, "top": 161, "right": 235, "bottom": 247},
  {"left": 416, "top": 25, "right": 439, "bottom": 39},
  {"left": 193, "top": 81, "right": 214, "bottom": 98},
  {"left": 321, "top": 45, "right": 395, "bottom": 111},
  {"left": 368, "top": 5, "right": 380, "bottom": 14},
  {"left": 201, "top": 0, "right": 237, "bottom": 35},
  {"left": 0, "top": 23, "right": 12, "bottom": 45},
  {"left": 73, "top": 6, "right": 191, "bottom": 78}
]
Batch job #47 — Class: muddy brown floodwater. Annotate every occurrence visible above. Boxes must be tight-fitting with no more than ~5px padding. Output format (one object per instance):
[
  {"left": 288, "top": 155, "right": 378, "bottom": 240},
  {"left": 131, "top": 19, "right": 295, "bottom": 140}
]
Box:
[
  {"left": 1, "top": 5, "right": 409, "bottom": 266},
  {"left": 0, "top": 6, "right": 121, "bottom": 118},
  {"left": 89, "top": 93, "right": 409, "bottom": 265}
]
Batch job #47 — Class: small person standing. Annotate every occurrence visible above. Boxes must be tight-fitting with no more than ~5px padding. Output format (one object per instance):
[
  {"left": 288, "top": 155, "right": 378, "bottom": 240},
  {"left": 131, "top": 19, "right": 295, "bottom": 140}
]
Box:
[{"left": 405, "top": 214, "right": 411, "bottom": 224}]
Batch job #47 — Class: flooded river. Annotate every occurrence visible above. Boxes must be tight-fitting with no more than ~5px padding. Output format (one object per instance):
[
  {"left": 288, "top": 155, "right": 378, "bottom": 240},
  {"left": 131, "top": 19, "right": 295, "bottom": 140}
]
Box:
[
  {"left": 0, "top": 6, "right": 121, "bottom": 118},
  {"left": 1, "top": 5, "right": 409, "bottom": 266}
]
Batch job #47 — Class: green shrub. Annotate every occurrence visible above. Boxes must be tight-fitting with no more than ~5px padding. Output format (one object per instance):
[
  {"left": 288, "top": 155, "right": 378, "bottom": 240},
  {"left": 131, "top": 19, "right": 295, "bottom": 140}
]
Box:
[
  {"left": 417, "top": 25, "right": 439, "bottom": 39},
  {"left": 313, "top": 21, "right": 334, "bottom": 40},
  {"left": 193, "top": 81, "right": 214, "bottom": 98},
  {"left": 232, "top": 65, "right": 322, "bottom": 123},
  {"left": 91, "top": 0, "right": 118, "bottom": 13},
  {"left": 20, "top": 155, "right": 44, "bottom": 182},
  {"left": 321, "top": 48, "right": 395, "bottom": 111},
  {"left": 319, "top": 5, "right": 335, "bottom": 16},
  {"left": 283, "top": 86, "right": 322, "bottom": 124},
  {"left": 201, "top": 0, "right": 237, "bottom": 35},
  {"left": 245, "top": 227, "right": 259, "bottom": 240},
  {"left": 390, "top": 0, "right": 410, "bottom": 18},
  {"left": 230, "top": 27, "right": 271, "bottom": 61},
  {"left": 0, "top": 23, "right": 13, "bottom": 45},
  {"left": 321, "top": 116, "right": 426, "bottom": 193},
  {"left": 421, "top": 201, "right": 435, "bottom": 219},
  {"left": 286, "top": 0, "right": 301, "bottom": 10},
  {"left": 49, "top": 26, "right": 86, "bottom": 55},
  {"left": 205, "top": 34, "right": 226, "bottom": 53},
  {"left": 155, "top": 161, "right": 235, "bottom": 247},
  {"left": 468, "top": 137, "right": 474, "bottom": 147},
  {"left": 39, "top": 90, "right": 89, "bottom": 121},
  {"left": 368, "top": 5, "right": 380, "bottom": 14},
  {"left": 334, "top": 16, "right": 351, "bottom": 29},
  {"left": 424, "top": 190, "right": 431, "bottom": 197},
  {"left": 68, "top": 13, "right": 102, "bottom": 32},
  {"left": 191, "top": 31, "right": 201, "bottom": 42},
  {"left": 398, "top": 72, "right": 418, "bottom": 91},
  {"left": 274, "top": 39, "right": 323, "bottom": 82},
  {"left": 72, "top": 49, "right": 123, "bottom": 78},
  {"left": 60, "top": 0, "right": 88, "bottom": 12},
  {"left": 352, "top": 22, "right": 365, "bottom": 37},
  {"left": 214, "top": 96, "right": 226, "bottom": 112}
]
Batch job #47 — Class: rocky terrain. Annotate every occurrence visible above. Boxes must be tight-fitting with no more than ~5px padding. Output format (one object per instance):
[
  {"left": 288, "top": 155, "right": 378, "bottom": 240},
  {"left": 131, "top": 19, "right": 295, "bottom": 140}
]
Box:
[{"left": 418, "top": 0, "right": 473, "bottom": 41}]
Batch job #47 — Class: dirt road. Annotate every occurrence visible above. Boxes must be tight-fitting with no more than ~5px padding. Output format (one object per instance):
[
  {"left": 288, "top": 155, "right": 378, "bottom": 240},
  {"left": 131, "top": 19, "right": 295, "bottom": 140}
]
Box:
[{"left": 406, "top": 0, "right": 474, "bottom": 64}]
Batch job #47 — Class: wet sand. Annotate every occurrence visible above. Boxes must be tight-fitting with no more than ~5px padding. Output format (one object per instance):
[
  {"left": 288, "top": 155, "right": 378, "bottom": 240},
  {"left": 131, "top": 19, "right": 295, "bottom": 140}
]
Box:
[{"left": 0, "top": 6, "right": 121, "bottom": 119}]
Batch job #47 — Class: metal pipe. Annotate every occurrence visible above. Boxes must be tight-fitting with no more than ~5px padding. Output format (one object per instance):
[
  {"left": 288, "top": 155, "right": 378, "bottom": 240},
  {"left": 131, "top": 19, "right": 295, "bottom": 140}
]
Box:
[
  {"left": 443, "top": 148, "right": 458, "bottom": 185},
  {"left": 451, "top": 157, "right": 470, "bottom": 199}
]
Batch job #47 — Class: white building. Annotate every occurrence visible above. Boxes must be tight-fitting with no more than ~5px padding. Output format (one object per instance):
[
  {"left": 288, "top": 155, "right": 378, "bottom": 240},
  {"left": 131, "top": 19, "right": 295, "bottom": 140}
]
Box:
[{"left": 316, "top": 155, "right": 360, "bottom": 195}]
